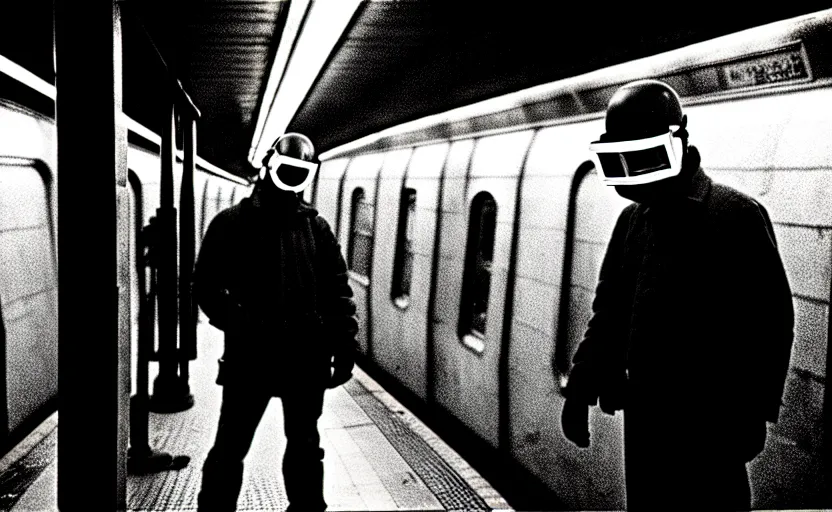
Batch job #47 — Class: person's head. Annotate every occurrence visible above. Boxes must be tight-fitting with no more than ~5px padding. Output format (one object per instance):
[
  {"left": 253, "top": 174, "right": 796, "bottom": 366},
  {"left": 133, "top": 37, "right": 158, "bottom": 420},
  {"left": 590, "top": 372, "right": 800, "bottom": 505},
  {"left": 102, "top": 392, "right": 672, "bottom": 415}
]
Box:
[
  {"left": 258, "top": 132, "right": 319, "bottom": 193},
  {"left": 589, "top": 79, "right": 692, "bottom": 204}
]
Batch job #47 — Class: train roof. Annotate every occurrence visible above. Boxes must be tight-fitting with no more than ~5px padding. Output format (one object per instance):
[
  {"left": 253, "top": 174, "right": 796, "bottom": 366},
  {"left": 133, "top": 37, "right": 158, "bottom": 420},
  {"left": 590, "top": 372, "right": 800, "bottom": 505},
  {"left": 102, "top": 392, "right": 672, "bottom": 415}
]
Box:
[{"left": 320, "top": 8, "right": 832, "bottom": 161}]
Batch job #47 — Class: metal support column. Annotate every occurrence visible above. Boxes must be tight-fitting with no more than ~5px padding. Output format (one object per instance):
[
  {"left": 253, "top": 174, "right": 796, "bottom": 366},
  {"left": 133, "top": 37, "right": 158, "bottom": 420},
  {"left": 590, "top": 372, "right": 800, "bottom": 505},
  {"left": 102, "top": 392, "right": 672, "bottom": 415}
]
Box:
[
  {"left": 55, "top": 0, "right": 124, "bottom": 508},
  {"left": 127, "top": 213, "right": 189, "bottom": 474},
  {"left": 179, "top": 111, "right": 198, "bottom": 374},
  {"left": 150, "top": 98, "right": 194, "bottom": 413}
]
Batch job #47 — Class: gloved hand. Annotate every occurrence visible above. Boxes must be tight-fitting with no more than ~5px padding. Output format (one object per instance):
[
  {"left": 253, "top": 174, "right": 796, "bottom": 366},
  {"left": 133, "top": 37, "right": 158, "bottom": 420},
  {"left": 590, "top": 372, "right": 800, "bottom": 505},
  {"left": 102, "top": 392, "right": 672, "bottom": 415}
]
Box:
[
  {"left": 327, "top": 346, "right": 355, "bottom": 389},
  {"left": 561, "top": 398, "right": 591, "bottom": 448}
]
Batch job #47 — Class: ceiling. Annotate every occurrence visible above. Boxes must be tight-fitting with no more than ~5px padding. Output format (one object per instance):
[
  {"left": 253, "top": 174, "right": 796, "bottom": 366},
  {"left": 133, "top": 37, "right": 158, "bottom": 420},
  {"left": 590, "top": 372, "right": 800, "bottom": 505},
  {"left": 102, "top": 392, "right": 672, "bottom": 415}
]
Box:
[
  {"left": 2, "top": 1, "right": 829, "bottom": 179},
  {"left": 121, "top": 0, "right": 289, "bottom": 177}
]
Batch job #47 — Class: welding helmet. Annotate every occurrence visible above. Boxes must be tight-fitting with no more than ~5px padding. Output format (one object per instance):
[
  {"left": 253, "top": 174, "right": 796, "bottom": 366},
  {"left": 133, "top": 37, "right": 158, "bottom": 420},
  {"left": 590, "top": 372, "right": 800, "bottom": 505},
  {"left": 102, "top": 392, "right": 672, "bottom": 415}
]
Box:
[
  {"left": 589, "top": 79, "right": 687, "bottom": 186},
  {"left": 259, "top": 132, "right": 319, "bottom": 192}
]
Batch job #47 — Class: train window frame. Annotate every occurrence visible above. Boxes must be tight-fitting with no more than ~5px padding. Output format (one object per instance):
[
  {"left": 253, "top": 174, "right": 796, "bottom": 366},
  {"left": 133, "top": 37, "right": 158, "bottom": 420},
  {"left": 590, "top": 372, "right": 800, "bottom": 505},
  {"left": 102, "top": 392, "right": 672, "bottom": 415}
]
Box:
[
  {"left": 347, "top": 187, "right": 373, "bottom": 280},
  {"left": 458, "top": 191, "right": 497, "bottom": 355},
  {"left": 554, "top": 161, "right": 601, "bottom": 394},
  {"left": 391, "top": 188, "right": 417, "bottom": 309}
]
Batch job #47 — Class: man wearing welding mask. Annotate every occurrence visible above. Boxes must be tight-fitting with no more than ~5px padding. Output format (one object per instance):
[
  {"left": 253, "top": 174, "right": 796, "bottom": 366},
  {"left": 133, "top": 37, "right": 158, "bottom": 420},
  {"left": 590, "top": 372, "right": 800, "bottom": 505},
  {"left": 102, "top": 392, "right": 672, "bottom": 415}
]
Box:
[
  {"left": 194, "top": 133, "right": 358, "bottom": 511},
  {"left": 559, "top": 80, "right": 794, "bottom": 510}
]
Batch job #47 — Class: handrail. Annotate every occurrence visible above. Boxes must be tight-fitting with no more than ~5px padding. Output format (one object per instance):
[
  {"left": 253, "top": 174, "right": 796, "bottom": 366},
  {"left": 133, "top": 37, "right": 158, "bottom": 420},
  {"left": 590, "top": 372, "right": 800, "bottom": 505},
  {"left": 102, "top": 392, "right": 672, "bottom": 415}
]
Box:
[
  {"left": 124, "top": 114, "right": 251, "bottom": 186},
  {"left": 0, "top": 50, "right": 248, "bottom": 186}
]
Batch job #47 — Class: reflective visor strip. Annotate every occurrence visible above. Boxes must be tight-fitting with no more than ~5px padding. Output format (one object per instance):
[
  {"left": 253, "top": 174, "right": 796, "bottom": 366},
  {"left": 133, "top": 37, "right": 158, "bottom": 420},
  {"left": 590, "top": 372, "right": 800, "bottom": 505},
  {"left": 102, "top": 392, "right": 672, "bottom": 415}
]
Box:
[
  {"left": 588, "top": 131, "right": 682, "bottom": 185},
  {"left": 268, "top": 153, "right": 320, "bottom": 192}
]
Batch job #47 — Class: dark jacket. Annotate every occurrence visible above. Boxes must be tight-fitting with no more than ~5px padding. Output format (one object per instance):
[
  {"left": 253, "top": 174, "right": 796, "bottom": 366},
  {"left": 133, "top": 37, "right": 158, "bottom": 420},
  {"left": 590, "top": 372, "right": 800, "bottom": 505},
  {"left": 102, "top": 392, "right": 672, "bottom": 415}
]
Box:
[
  {"left": 566, "top": 155, "right": 795, "bottom": 427},
  {"left": 193, "top": 185, "right": 358, "bottom": 395}
]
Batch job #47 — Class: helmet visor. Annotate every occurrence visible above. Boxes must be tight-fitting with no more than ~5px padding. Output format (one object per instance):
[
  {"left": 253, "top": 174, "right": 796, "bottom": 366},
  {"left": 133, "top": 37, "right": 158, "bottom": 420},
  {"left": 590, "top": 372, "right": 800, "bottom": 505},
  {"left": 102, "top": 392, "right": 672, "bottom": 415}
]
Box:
[
  {"left": 267, "top": 153, "right": 319, "bottom": 192},
  {"left": 589, "top": 131, "right": 682, "bottom": 185}
]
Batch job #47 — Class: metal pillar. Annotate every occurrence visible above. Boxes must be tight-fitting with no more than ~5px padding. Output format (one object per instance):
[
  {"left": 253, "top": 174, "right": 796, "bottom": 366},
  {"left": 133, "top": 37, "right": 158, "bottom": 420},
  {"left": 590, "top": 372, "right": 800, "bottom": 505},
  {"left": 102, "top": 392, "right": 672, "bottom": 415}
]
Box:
[
  {"left": 150, "top": 98, "right": 194, "bottom": 413},
  {"left": 179, "top": 114, "right": 197, "bottom": 373},
  {"left": 129, "top": 201, "right": 154, "bottom": 469},
  {"left": 127, "top": 214, "right": 189, "bottom": 474},
  {"left": 55, "top": 0, "right": 124, "bottom": 508}
]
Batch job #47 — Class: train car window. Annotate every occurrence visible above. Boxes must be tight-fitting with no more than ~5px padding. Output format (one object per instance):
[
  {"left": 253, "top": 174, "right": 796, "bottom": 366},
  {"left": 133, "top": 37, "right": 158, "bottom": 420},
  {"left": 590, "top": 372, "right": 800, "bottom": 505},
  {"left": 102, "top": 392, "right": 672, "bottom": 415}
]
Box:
[
  {"left": 391, "top": 188, "right": 417, "bottom": 306},
  {"left": 459, "top": 192, "right": 497, "bottom": 345},
  {"left": 214, "top": 187, "right": 223, "bottom": 216},
  {"left": 348, "top": 187, "right": 373, "bottom": 277},
  {"left": 554, "top": 162, "right": 629, "bottom": 389},
  {"left": 200, "top": 180, "right": 209, "bottom": 238}
]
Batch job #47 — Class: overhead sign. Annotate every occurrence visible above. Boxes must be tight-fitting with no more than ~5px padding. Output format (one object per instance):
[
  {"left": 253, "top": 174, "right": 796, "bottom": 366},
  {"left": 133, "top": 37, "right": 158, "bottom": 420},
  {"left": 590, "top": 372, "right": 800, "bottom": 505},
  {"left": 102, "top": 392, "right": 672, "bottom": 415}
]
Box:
[{"left": 721, "top": 42, "right": 811, "bottom": 89}]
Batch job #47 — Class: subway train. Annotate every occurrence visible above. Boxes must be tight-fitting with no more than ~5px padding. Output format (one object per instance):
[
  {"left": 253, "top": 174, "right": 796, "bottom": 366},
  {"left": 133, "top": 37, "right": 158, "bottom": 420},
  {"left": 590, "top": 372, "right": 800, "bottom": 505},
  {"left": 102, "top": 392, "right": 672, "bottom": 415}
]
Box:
[
  {"left": 0, "top": 56, "right": 251, "bottom": 458},
  {"left": 303, "top": 11, "right": 832, "bottom": 509}
]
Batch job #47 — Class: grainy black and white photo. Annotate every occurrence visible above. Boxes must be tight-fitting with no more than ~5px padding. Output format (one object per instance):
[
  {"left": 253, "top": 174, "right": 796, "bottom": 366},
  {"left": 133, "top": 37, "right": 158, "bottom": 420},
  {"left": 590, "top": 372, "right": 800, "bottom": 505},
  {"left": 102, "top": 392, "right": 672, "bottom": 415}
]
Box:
[{"left": 0, "top": 1, "right": 828, "bottom": 511}]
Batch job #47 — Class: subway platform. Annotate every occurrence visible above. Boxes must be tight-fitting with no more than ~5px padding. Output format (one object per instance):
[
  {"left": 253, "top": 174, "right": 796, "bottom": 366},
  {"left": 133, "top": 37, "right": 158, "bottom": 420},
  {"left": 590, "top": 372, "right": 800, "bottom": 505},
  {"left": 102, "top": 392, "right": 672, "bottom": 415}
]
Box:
[{"left": 0, "top": 322, "right": 512, "bottom": 511}]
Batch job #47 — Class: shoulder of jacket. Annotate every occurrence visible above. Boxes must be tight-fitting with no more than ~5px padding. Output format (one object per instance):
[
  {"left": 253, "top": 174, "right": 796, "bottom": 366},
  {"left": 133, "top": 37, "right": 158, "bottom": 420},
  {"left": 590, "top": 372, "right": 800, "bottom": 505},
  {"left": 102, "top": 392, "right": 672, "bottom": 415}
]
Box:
[
  {"left": 206, "top": 201, "right": 249, "bottom": 233},
  {"left": 310, "top": 214, "right": 337, "bottom": 240},
  {"left": 708, "top": 182, "right": 768, "bottom": 222},
  {"left": 219, "top": 201, "right": 247, "bottom": 219},
  {"left": 709, "top": 182, "right": 762, "bottom": 210},
  {"left": 621, "top": 202, "right": 638, "bottom": 218},
  {"left": 615, "top": 202, "right": 639, "bottom": 230}
]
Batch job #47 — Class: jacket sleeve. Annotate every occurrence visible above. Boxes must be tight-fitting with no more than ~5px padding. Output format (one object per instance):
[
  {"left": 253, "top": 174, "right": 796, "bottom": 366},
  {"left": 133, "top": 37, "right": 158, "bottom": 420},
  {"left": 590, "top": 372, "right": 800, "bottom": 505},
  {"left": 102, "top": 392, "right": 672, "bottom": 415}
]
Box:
[
  {"left": 193, "top": 211, "right": 234, "bottom": 332},
  {"left": 314, "top": 215, "right": 359, "bottom": 353},
  {"left": 735, "top": 202, "right": 795, "bottom": 423},
  {"left": 563, "top": 205, "right": 634, "bottom": 405}
]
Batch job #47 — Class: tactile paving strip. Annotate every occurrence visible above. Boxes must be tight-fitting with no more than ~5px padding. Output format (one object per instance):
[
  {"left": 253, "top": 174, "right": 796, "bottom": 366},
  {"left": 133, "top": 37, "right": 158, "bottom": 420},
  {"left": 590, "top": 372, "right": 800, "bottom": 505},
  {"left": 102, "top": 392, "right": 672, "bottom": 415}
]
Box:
[
  {"left": 344, "top": 379, "right": 491, "bottom": 512},
  {"left": 0, "top": 427, "right": 57, "bottom": 510},
  {"left": 127, "top": 411, "right": 290, "bottom": 511}
]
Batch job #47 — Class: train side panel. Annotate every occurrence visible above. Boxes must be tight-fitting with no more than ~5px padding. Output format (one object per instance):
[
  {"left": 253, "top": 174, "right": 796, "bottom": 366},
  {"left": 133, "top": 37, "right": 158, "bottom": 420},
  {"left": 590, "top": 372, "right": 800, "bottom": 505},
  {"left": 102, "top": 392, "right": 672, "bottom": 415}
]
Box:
[
  {"left": 338, "top": 153, "right": 384, "bottom": 356},
  {"left": 314, "top": 158, "right": 350, "bottom": 236},
  {"left": 431, "top": 139, "right": 476, "bottom": 419},
  {"left": 0, "top": 105, "right": 57, "bottom": 440},
  {"left": 369, "top": 144, "right": 449, "bottom": 400},
  {"left": 507, "top": 119, "right": 632, "bottom": 509},
  {"left": 400, "top": 144, "right": 449, "bottom": 399},
  {"left": 368, "top": 149, "right": 418, "bottom": 395},
  {"left": 432, "top": 130, "right": 534, "bottom": 448}
]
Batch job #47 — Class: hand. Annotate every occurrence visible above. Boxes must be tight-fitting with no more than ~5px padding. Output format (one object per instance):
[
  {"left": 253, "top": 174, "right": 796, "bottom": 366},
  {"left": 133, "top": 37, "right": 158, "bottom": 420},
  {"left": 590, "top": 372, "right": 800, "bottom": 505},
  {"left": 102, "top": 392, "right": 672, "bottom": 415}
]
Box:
[
  {"left": 328, "top": 347, "right": 355, "bottom": 389},
  {"left": 561, "top": 398, "right": 591, "bottom": 448}
]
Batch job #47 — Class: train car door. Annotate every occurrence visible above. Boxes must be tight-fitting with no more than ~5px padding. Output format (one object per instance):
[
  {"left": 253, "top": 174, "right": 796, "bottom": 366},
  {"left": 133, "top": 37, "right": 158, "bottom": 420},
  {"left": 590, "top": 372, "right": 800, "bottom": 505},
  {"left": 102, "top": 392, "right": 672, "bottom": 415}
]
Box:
[
  {"left": 367, "top": 149, "right": 412, "bottom": 380},
  {"left": 338, "top": 153, "right": 384, "bottom": 357},
  {"left": 430, "top": 131, "right": 534, "bottom": 448},
  {"left": 0, "top": 160, "right": 58, "bottom": 438},
  {"left": 371, "top": 145, "right": 449, "bottom": 400},
  {"left": 313, "top": 158, "right": 350, "bottom": 231}
]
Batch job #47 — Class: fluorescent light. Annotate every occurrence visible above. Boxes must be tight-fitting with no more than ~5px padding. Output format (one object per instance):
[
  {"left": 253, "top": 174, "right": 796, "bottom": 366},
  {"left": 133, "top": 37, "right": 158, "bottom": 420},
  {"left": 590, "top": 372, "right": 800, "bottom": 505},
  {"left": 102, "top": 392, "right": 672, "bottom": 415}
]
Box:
[
  {"left": 248, "top": 0, "right": 312, "bottom": 165},
  {"left": 123, "top": 113, "right": 161, "bottom": 145},
  {"left": 251, "top": 0, "right": 362, "bottom": 167},
  {"left": 0, "top": 55, "right": 55, "bottom": 99}
]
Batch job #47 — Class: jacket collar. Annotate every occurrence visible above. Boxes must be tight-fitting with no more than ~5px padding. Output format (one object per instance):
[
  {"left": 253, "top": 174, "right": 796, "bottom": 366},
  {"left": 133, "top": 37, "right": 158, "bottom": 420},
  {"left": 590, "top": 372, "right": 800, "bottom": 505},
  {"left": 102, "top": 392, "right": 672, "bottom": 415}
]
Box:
[
  {"left": 247, "top": 181, "right": 318, "bottom": 219},
  {"left": 640, "top": 146, "right": 710, "bottom": 215},
  {"left": 685, "top": 167, "right": 711, "bottom": 204}
]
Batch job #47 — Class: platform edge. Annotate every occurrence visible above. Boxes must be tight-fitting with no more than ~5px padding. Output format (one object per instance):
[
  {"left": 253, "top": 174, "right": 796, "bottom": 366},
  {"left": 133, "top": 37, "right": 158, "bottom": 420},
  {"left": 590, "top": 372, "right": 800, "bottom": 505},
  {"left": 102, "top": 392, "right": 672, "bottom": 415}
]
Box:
[{"left": 351, "top": 367, "right": 514, "bottom": 511}]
